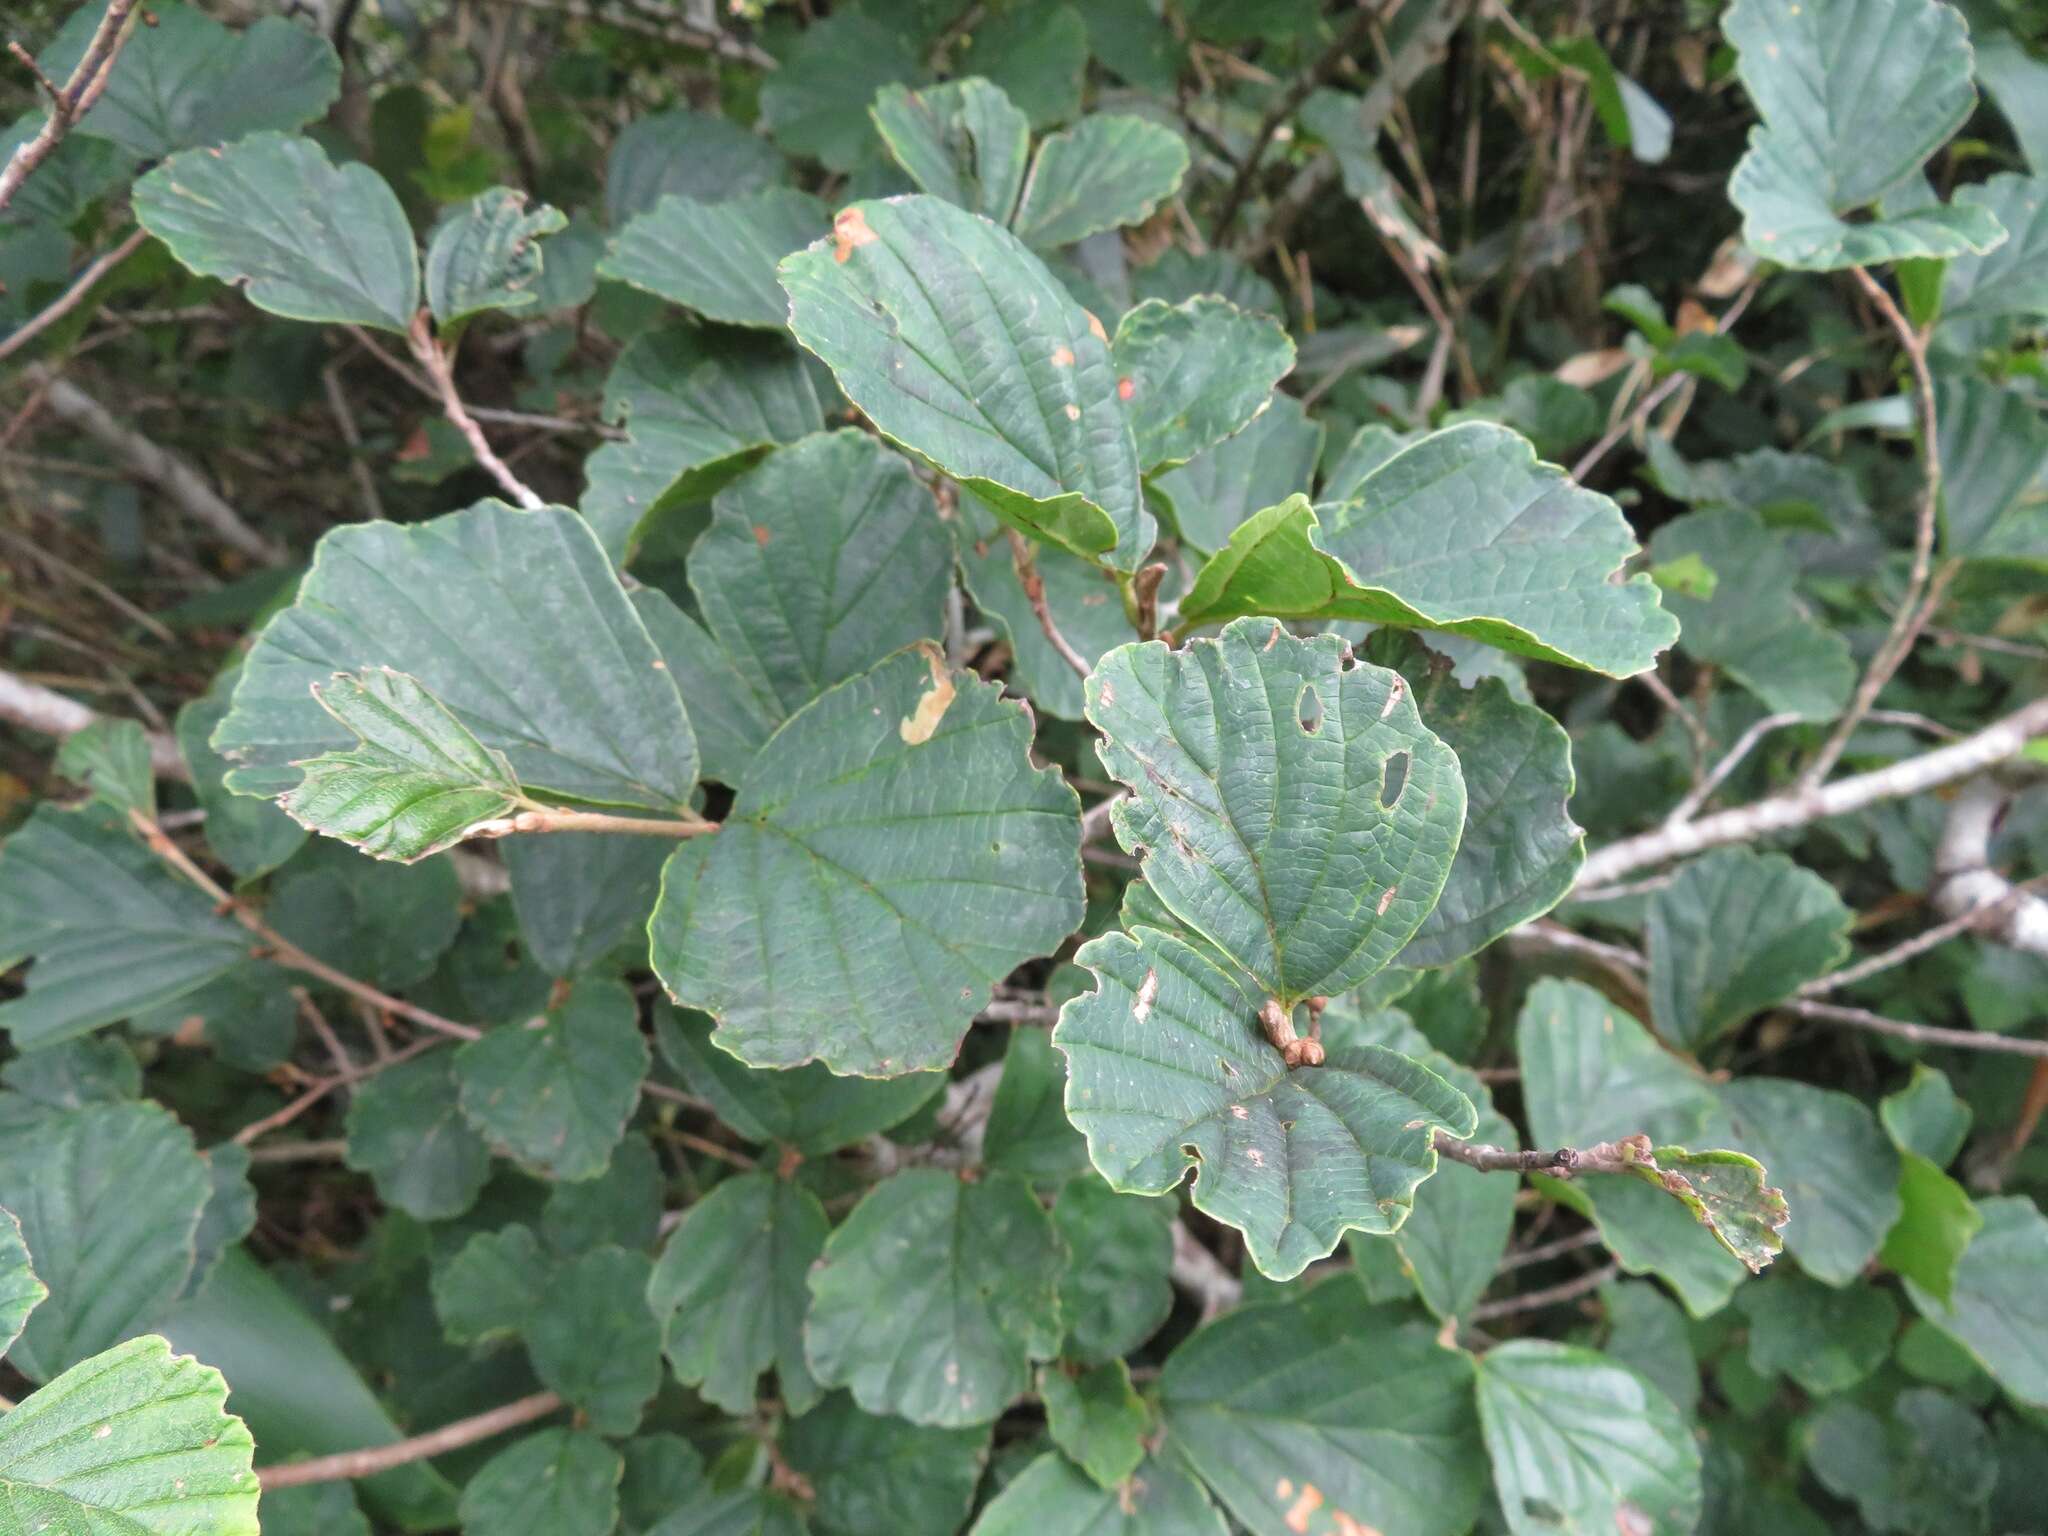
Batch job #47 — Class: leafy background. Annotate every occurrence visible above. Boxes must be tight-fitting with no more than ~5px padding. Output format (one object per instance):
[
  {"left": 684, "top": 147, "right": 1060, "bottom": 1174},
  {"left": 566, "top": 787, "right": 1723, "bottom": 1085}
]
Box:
[{"left": 1, "top": 0, "right": 2047, "bottom": 1533}]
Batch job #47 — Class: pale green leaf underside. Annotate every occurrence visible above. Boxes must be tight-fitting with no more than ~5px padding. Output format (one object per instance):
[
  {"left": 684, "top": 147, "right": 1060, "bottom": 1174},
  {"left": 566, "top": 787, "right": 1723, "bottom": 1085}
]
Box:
[
  {"left": 1179, "top": 425, "right": 1678, "bottom": 677},
  {"left": 650, "top": 644, "right": 1083, "bottom": 1077},
  {"left": 1090, "top": 621, "right": 1466, "bottom": 1004},
  {"left": 1109, "top": 296, "right": 1293, "bottom": 472},
  {"left": 601, "top": 188, "right": 828, "bottom": 329},
  {"left": 134, "top": 131, "right": 419, "bottom": 332},
  {"left": 780, "top": 194, "right": 1151, "bottom": 570},
  {"left": 1010, "top": 114, "right": 1191, "bottom": 251},
  {"left": 425, "top": 187, "right": 568, "bottom": 328},
  {"left": 1056, "top": 924, "right": 1476, "bottom": 1281},
  {"left": 872, "top": 78, "right": 1031, "bottom": 223},
  {"left": 0, "top": 1207, "right": 45, "bottom": 1361}
]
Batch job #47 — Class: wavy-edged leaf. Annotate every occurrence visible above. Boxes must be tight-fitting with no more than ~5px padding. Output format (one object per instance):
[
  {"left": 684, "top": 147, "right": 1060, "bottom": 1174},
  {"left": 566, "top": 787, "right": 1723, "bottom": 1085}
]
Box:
[
  {"left": 648, "top": 1171, "right": 827, "bottom": 1415},
  {"left": 0, "top": 1207, "right": 45, "bottom": 1361},
  {"left": 805, "top": 1167, "right": 1063, "bottom": 1426},
  {"left": 872, "top": 79, "right": 1031, "bottom": 221},
  {"left": 1474, "top": 1341, "right": 1701, "bottom": 1536},
  {"left": 781, "top": 195, "right": 1150, "bottom": 569},
  {"left": 457, "top": 1429, "right": 621, "bottom": 1536},
  {"left": 1882, "top": 1065, "right": 1972, "bottom": 1166},
  {"left": 1042, "top": 1360, "right": 1146, "bottom": 1489},
  {"left": 782, "top": 1393, "right": 990, "bottom": 1536},
  {"left": 650, "top": 644, "right": 1083, "bottom": 1077},
  {"left": 503, "top": 832, "right": 671, "bottom": 979},
  {"left": 1011, "top": 115, "right": 1191, "bottom": 250},
  {"left": 525, "top": 1246, "right": 662, "bottom": 1435},
  {"left": 135, "top": 131, "right": 418, "bottom": 332},
  {"left": 1056, "top": 924, "right": 1476, "bottom": 1281},
  {"left": 455, "top": 976, "right": 650, "bottom": 1181},
  {"left": 606, "top": 109, "right": 787, "bottom": 225},
  {"left": 343, "top": 1052, "right": 491, "bottom": 1222},
  {"left": 0, "top": 1099, "right": 210, "bottom": 1382},
  {"left": 0, "top": 1333, "right": 259, "bottom": 1534},
  {"left": 1719, "top": 1077, "right": 1899, "bottom": 1285},
  {"left": 1935, "top": 373, "right": 2048, "bottom": 567},
  {"left": 0, "top": 803, "right": 251, "bottom": 1050},
  {"left": 176, "top": 663, "right": 307, "bottom": 880},
  {"left": 1519, "top": 978, "right": 1721, "bottom": 1149},
  {"left": 956, "top": 519, "right": 1145, "bottom": 721},
  {"left": 1178, "top": 426, "right": 1678, "bottom": 677},
  {"left": 1089, "top": 620, "right": 1465, "bottom": 1003},
  {"left": 1153, "top": 392, "right": 1324, "bottom": 555},
  {"left": 1725, "top": 0, "right": 2006, "bottom": 269},
  {"left": 433, "top": 1223, "right": 546, "bottom": 1346},
  {"left": 1627, "top": 1142, "right": 1789, "bottom": 1275},
  {"left": 969, "top": 1449, "right": 1227, "bottom": 1535},
  {"left": 1161, "top": 1280, "right": 1485, "bottom": 1536},
  {"left": 1739, "top": 1270, "right": 1898, "bottom": 1393},
  {"left": 1942, "top": 172, "right": 2048, "bottom": 328},
  {"left": 267, "top": 840, "right": 459, "bottom": 992},
  {"left": 1109, "top": 296, "right": 1292, "bottom": 472},
  {"left": 601, "top": 188, "right": 828, "bottom": 329},
  {"left": 215, "top": 500, "right": 698, "bottom": 812},
  {"left": 1902, "top": 1193, "right": 2048, "bottom": 1406},
  {"left": 956, "top": 3, "right": 1087, "bottom": 128},
  {"left": 1882, "top": 1152, "right": 1983, "bottom": 1303},
  {"left": 1804, "top": 1389, "right": 1997, "bottom": 1534},
  {"left": 1646, "top": 847, "right": 1852, "bottom": 1051},
  {"left": 425, "top": 186, "right": 566, "bottom": 329},
  {"left": 758, "top": 10, "right": 921, "bottom": 171},
  {"left": 54, "top": 718, "right": 152, "bottom": 820}
]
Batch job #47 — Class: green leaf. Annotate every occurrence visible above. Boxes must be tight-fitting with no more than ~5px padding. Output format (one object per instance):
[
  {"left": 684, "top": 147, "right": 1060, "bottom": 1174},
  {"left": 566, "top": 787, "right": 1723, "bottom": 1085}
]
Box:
[
  {"left": 177, "top": 663, "right": 307, "bottom": 881},
  {"left": 1803, "top": 1390, "right": 1996, "bottom": 1535},
  {"left": 1630, "top": 1143, "right": 1789, "bottom": 1276},
  {"left": 455, "top": 977, "right": 650, "bottom": 1181},
  {"left": 1718, "top": 1078, "right": 1900, "bottom": 1285},
  {"left": 1152, "top": 392, "right": 1324, "bottom": 555},
  {"left": 601, "top": 189, "right": 828, "bottom": 329},
  {"left": 276, "top": 668, "right": 521, "bottom": 863},
  {"left": 1, "top": 1035, "right": 140, "bottom": 1109},
  {"left": 1902, "top": 1194, "right": 2048, "bottom": 1407},
  {"left": 344, "top": 1052, "right": 492, "bottom": 1222},
  {"left": 1041, "top": 1360, "right": 1146, "bottom": 1489},
  {"left": 135, "top": 132, "right": 419, "bottom": 332},
  {"left": 1541, "top": 1173, "right": 1748, "bottom": 1318},
  {"left": 0, "top": 1333, "right": 259, "bottom": 1534},
  {"left": 1647, "top": 508, "right": 1857, "bottom": 718},
  {"left": 759, "top": 11, "right": 922, "bottom": 171},
  {"left": 185, "top": 1143, "right": 256, "bottom": 1302},
  {"left": 1725, "top": 0, "right": 2006, "bottom": 269},
  {"left": 970, "top": 1449, "right": 1226, "bottom": 1535},
  {"left": 1051, "top": 1176, "right": 1174, "bottom": 1364},
  {"left": 647, "top": 1171, "right": 828, "bottom": 1415},
  {"left": 653, "top": 1005, "right": 943, "bottom": 1153},
  {"left": 1881, "top": 1065, "right": 1972, "bottom": 1166},
  {"left": 42, "top": 0, "right": 338, "bottom": 158},
  {"left": 502, "top": 833, "right": 672, "bottom": 979},
  {"left": 1056, "top": 925, "right": 1475, "bottom": 1281},
  {"left": 0, "top": 1099, "right": 210, "bottom": 1382},
  {"left": 871, "top": 79, "right": 1031, "bottom": 221},
  {"left": 691, "top": 430, "right": 953, "bottom": 720},
  {"left": 543, "top": 1134, "right": 662, "bottom": 1256},
  {"left": 1599, "top": 1280, "right": 1699, "bottom": 1420},
  {"left": 606, "top": 109, "right": 787, "bottom": 226},
  {"left": 456, "top": 1429, "right": 621, "bottom": 1536},
  {"left": 215, "top": 500, "right": 698, "bottom": 813},
  {"left": 425, "top": 187, "right": 567, "bottom": 329},
  {"left": 632, "top": 594, "right": 780, "bottom": 787},
  {"left": 1089, "top": 620, "right": 1465, "bottom": 1003},
  {"left": 956, "top": 522, "right": 1144, "bottom": 721},
  {"left": 267, "top": 841, "right": 459, "bottom": 991},
  {"left": 261, "top": 1483, "right": 372, "bottom": 1536},
  {"left": 805, "top": 1167, "right": 1063, "bottom": 1426},
  {"left": 1473, "top": 1340, "right": 1701, "bottom": 1536},
  {"left": 1161, "top": 1280, "right": 1485, "bottom": 1536},
  {"left": 1737, "top": 1269, "right": 1898, "bottom": 1393},
  {"left": 1010, "top": 115, "right": 1190, "bottom": 250},
  {"left": 957, "top": 2, "right": 1087, "bottom": 129},
  {"left": 781, "top": 195, "right": 1150, "bottom": 569},
  {"left": 983, "top": 1026, "right": 1092, "bottom": 1184},
  {"left": 1519, "top": 979, "right": 1720, "bottom": 1149},
  {"left": 781, "top": 1394, "right": 989, "bottom": 1536},
  {"left": 1934, "top": 373, "right": 2048, "bottom": 566},
  {"left": 649, "top": 644, "right": 1083, "bottom": 1076},
  {"left": 433, "top": 1223, "right": 546, "bottom": 1345},
  {"left": 1109, "top": 297, "right": 1293, "bottom": 472},
  {"left": 1177, "top": 425, "right": 1678, "bottom": 677},
  {"left": 526, "top": 1246, "right": 662, "bottom": 1435},
  {"left": 0, "top": 1206, "right": 45, "bottom": 1361},
  {"left": 1646, "top": 848, "right": 1852, "bottom": 1052},
  {"left": 1395, "top": 1068, "right": 1519, "bottom": 1321},
  {"left": 1940, "top": 173, "right": 2048, "bottom": 328},
  {"left": 54, "top": 718, "right": 154, "bottom": 820},
  {"left": 0, "top": 803, "right": 251, "bottom": 1051}
]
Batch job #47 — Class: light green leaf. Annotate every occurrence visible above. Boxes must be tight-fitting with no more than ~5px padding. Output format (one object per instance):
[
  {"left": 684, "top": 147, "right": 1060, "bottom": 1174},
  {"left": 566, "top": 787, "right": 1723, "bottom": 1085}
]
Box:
[
  {"left": 1055, "top": 925, "right": 1475, "bottom": 1281},
  {"left": 1011, "top": 115, "right": 1190, "bottom": 250},
  {"left": 647, "top": 1171, "right": 827, "bottom": 1415},
  {"left": 1110, "top": 297, "right": 1292, "bottom": 472},
  {"left": 1474, "top": 1341, "right": 1701, "bottom": 1536},
  {"left": 425, "top": 186, "right": 566, "bottom": 328},
  {"left": 276, "top": 668, "right": 520, "bottom": 863},
  {"left": 1518, "top": 978, "right": 1721, "bottom": 1149},
  {"left": 1725, "top": 0, "right": 2006, "bottom": 269},
  {"left": 1631, "top": 1143, "right": 1789, "bottom": 1275},
  {"left": 1881, "top": 1064, "right": 1972, "bottom": 1166},
  {"left": 1153, "top": 392, "right": 1323, "bottom": 555},
  {"left": 215, "top": 500, "right": 698, "bottom": 813},
  {"left": 1041, "top": 1360, "right": 1145, "bottom": 1489},
  {"left": 343, "top": 1052, "right": 491, "bottom": 1222},
  {"left": 0, "top": 1207, "right": 45, "bottom": 1361},
  {"left": 455, "top": 977, "right": 649, "bottom": 1181},
  {"left": 1646, "top": 848, "right": 1852, "bottom": 1052},
  {"left": 433, "top": 1223, "right": 546, "bottom": 1346},
  {"left": 1935, "top": 373, "right": 2048, "bottom": 566},
  {"left": 176, "top": 664, "right": 307, "bottom": 880},
  {"left": 0, "top": 1334, "right": 259, "bottom": 1534},
  {"left": 1903, "top": 1194, "right": 2048, "bottom": 1407},
  {"left": 969, "top": 1450, "right": 1227, "bottom": 1535},
  {"left": 0, "top": 1099, "right": 209, "bottom": 1382},
  {"left": 1051, "top": 1176, "right": 1174, "bottom": 1364},
  {"left": 526, "top": 1246, "right": 662, "bottom": 1435},
  {"left": 1718, "top": 1077, "right": 1900, "bottom": 1285},
  {"left": 1803, "top": 1390, "right": 1996, "bottom": 1535},
  {"left": 1738, "top": 1270, "right": 1898, "bottom": 1393},
  {"left": 1941, "top": 173, "right": 2048, "bottom": 328},
  {"left": 502, "top": 832, "right": 671, "bottom": 979},
  {"left": 601, "top": 189, "right": 828, "bottom": 329},
  {"left": 782, "top": 1394, "right": 989, "bottom": 1536},
  {"left": 872, "top": 79, "right": 1031, "bottom": 221},
  {"left": 42, "top": 0, "right": 338, "bottom": 158},
  {"left": 456, "top": 1429, "right": 621, "bottom": 1536},
  {"left": 759, "top": 11, "right": 922, "bottom": 171},
  {"left": 606, "top": 109, "right": 787, "bottom": 225},
  {"left": 805, "top": 1167, "right": 1063, "bottom": 1427},
  {"left": 692, "top": 430, "right": 952, "bottom": 720},
  {"left": 780, "top": 194, "right": 1150, "bottom": 569},
  {"left": 1161, "top": 1280, "right": 1485, "bottom": 1536},
  {"left": 135, "top": 132, "right": 418, "bottom": 332},
  {"left": 0, "top": 803, "right": 251, "bottom": 1051},
  {"left": 1177, "top": 425, "right": 1678, "bottom": 678},
  {"left": 650, "top": 644, "right": 1083, "bottom": 1077},
  {"left": 653, "top": 1005, "right": 943, "bottom": 1153},
  {"left": 1089, "top": 620, "right": 1465, "bottom": 1003},
  {"left": 54, "top": 718, "right": 154, "bottom": 820}
]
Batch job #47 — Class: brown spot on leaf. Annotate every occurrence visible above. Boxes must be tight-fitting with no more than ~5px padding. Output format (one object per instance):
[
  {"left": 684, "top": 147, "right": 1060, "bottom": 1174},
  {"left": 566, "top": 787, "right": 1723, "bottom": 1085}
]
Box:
[
  {"left": 899, "top": 641, "right": 956, "bottom": 744},
  {"left": 832, "top": 206, "right": 878, "bottom": 263},
  {"left": 753, "top": 524, "right": 771, "bottom": 545},
  {"left": 1051, "top": 345, "right": 1075, "bottom": 367},
  {"left": 1085, "top": 310, "right": 1108, "bottom": 343},
  {"left": 1380, "top": 675, "right": 1404, "bottom": 719},
  {"left": 1284, "top": 1484, "right": 1324, "bottom": 1533},
  {"left": 1118, "top": 376, "right": 1135, "bottom": 400}
]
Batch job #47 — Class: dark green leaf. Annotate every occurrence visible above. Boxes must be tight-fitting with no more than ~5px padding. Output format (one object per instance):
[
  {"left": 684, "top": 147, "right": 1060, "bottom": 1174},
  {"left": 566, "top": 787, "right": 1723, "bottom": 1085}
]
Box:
[
  {"left": 1718, "top": 1077, "right": 1899, "bottom": 1285},
  {"left": 1109, "top": 297, "right": 1293, "bottom": 472},
  {"left": 1041, "top": 1359, "right": 1146, "bottom": 1489},
  {"left": 872, "top": 79, "right": 1031, "bottom": 221},
  {"left": 1011, "top": 116, "right": 1190, "bottom": 250},
  {"left": 1152, "top": 393, "right": 1323, "bottom": 555},
  {"left": 433, "top": 1223, "right": 546, "bottom": 1345},
  {"left": 502, "top": 833, "right": 671, "bottom": 980},
  {"left": 177, "top": 663, "right": 307, "bottom": 880},
  {"left": 425, "top": 187, "right": 567, "bottom": 328},
  {"left": 1051, "top": 1176, "right": 1174, "bottom": 1364},
  {"left": 456, "top": 1429, "right": 621, "bottom": 1536},
  {"left": 1803, "top": 1390, "right": 1996, "bottom": 1535},
  {"left": 602, "top": 189, "right": 829, "bottom": 329},
  {"left": 606, "top": 110, "right": 787, "bottom": 225},
  {"left": 760, "top": 12, "right": 922, "bottom": 170},
  {"left": 526, "top": 1246, "right": 662, "bottom": 1435},
  {"left": 344, "top": 1052, "right": 492, "bottom": 1222},
  {"left": 1903, "top": 1194, "right": 2048, "bottom": 1408},
  {"left": 782, "top": 1393, "right": 989, "bottom": 1536},
  {"left": 970, "top": 1449, "right": 1226, "bottom": 1535},
  {"left": 0, "top": 1207, "right": 45, "bottom": 1361},
  {"left": 54, "top": 718, "right": 153, "bottom": 819}
]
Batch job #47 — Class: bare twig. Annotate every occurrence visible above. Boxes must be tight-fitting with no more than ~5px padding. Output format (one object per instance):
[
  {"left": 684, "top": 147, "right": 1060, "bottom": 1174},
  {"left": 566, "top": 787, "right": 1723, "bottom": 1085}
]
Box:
[
  {"left": 405, "top": 312, "right": 545, "bottom": 511},
  {"left": 1080, "top": 793, "right": 1129, "bottom": 845},
  {"left": 0, "top": 0, "right": 140, "bottom": 216},
  {"left": 1663, "top": 712, "right": 1804, "bottom": 827},
  {"left": 1501, "top": 1226, "right": 1605, "bottom": 1270},
  {"left": 0, "top": 667, "right": 187, "bottom": 778},
  {"left": 230, "top": 1033, "right": 443, "bottom": 1146},
  {"left": 258, "top": 1392, "right": 563, "bottom": 1488},
  {"left": 466, "top": 803, "right": 720, "bottom": 840},
  {"left": 0, "top": 227, "right": 150, "bottom": 365},
  {"left": 1006, "top": 531, "right": 1092, "bottom": 679},
  {"left": 1433, "top": 1129, "right": 1658, "bottom": 1177},
  {"left": 321, "top": 360, "right": 386, "bottom": 521},
  {"left": 1802, "top": 875, "right": 2048, "bottom": 996},
  {"left": 474, "top": 0, "right": 775, "bottom": 63},
  {"left": 1784, "top": 998, "right": 2048, "bottom": 1059},
  {"left": 1171, "top": 1219, "right": 1241, "bottom": 1320},
  {"left": 1469, "top": 1262, "right": 1618, "bottom": 1321}
]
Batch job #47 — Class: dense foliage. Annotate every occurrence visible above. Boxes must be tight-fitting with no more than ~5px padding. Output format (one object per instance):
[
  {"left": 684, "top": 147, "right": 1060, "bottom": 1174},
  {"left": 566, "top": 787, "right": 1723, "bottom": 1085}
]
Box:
[{"left": 2, "top": 0, "right": 2047, "bottom": 1532}]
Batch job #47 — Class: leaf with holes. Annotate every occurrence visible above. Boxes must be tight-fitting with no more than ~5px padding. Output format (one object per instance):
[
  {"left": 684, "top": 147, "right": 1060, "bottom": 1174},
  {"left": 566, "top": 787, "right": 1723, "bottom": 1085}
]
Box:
[{"left": 601, "top": 188, "right": 828, "bottom": 329}]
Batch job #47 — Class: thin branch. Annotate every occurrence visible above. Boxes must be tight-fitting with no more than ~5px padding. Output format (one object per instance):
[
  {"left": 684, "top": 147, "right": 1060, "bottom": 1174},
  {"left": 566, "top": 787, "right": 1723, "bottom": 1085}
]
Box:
[
  {"left": 1802, "top": 873, "right": 2048, "bottom": 996},
  {"left": 0, "top": 667, "right": 187, "bottom": 778},
  {"left": 1080, "top": 792, "right": 1129, "bottom": 845},
  {"left": 258, "top": 1392, "right": 563, "bottom": 1488},
  {"left": 1171, "top": 1219, "right": 1241, "bottom": 1320},
  {"left": 1931, "top": 777, "right": 2048, "bottom": 957},
  {"left": 474, "top": 0, "right": 775, "bottom": 63},
  {"left": 1469, "top": 1262, "right": 1618, "bottom": 1322},
  {"left": 0, "top": 226, "right": 150, "bottom": 365},
  {"left": 1784, "top": 998, "right": 2048, "bottom": 1059},
  {"left": 1575, "top": 693, "right": 2048, "bottom": 890},
  {"left": 1501, "top": 1226, "right": 1605, "bottom": 1270},
  {"left": 230, "top": 1034, "right": 443, "bottom": 1146},
  {"left": 465, "top": 804, "right": 720, "bottom": 840},
  {"left": 321, "top": 359, "right": 386, "bottom": 521},
  {"left": 1663, "top": 712, "right": 1803, "bottom": 827},
  {"left": 1638, "top": 669, "right": 1711, "bottom": 771},
  {"left": 0, "top": 0, "right": 140, "bottom": 216},
  {"left": 1433, "top": 1129, "right": 1657, "bottom": 1177},
  {"left": 406, "top": 312, "right": 545, "bottom": 511},
  {"left": 1006, "top": 531, "right": 1092, "bottom": 680}
]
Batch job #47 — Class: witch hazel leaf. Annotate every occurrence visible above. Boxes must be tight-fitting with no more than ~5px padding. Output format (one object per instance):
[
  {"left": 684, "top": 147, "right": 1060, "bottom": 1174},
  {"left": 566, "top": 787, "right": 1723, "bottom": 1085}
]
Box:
[
  {"left": 425, "top": 186, "right": 567, "bottom": 330},
  {"left": 1109, "top": 296, "right": 1294, "bottom": 473},
  {"left": 1010, "top": 115, "right": 1191, "bottom": 251},
  {"left": 1054, "top": 923, "right": 1477, "bottom": 1281},
  {"left": 278, "top": 668, "right": 521, "bottom": 863},
  {"left": 871, "top": 78, "right": 1031, "bottom": 222},
  {"left": 1614, "top": 1137, "right": 1790, "bottom": 1275},
  {"left": 600, "top": 188, "right": 829, "bottom": 329},
  {"left": 0, "top": 1206, "right": 46, "bottom": 1362}
]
